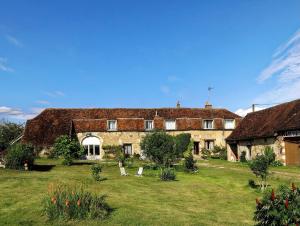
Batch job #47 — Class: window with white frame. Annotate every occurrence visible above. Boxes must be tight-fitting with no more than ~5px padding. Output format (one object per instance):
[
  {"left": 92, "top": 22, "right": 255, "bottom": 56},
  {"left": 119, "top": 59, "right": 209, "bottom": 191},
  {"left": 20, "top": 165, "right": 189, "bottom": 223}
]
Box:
[
  {"left": 165, "top": 120, "right": 176, "bottom": 130},
  {"left": 145, "top": 120, "right": 154, "bottom": 130},
  {"left": 204, "top": 140, "right": 214, "bottom": 150},
  {"left": 203, "top": 120, "right": 213, "bottom": 129},
  {"left": 224, "top": 119, "right": 235, "bottom": 129},
  {"left": 107, "top": 120, "right": 117, "bottom": 131}
]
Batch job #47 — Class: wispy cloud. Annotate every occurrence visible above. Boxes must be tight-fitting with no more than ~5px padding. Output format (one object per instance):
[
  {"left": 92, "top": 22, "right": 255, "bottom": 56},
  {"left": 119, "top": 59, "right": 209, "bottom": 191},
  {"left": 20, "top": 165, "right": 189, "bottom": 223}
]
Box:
[
  {"left": 0, "top": 57, "right": 14, "bottom": 72},
  {"left": 35, "top": 100, "right": 50, "bottom": 105},
  {"left": 235, "top": 106, "right": 265, "bottom": 117},
  {"left": 255, "top": 29, "right": 300, "bottom": 103},
  {"left": 44, "top": 90, "right": 65, "bottom": 97},
  {"left": 5, "top": 35, "right": 23, "bottom": 47}
]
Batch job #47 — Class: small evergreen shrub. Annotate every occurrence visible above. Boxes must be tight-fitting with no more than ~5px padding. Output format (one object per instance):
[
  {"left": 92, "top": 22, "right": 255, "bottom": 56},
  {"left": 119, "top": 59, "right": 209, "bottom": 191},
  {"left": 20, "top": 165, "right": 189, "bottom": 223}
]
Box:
[
  {"left": 201, "top": 148, "right": 211, "bottom": 159},
  {"left": 240, "top": 151, "right": 247, "bottom": 162},
  {"left": 249, "top": 154, "right": 269, "bottom": 190},
  {"left": 254, "top": 183, "right": 300, "bottom": 225},
  {"left": 160, "top": 168, "right": 176, "bottom": 181},
  {"left": 271, "top": 160, "right": 283, "bottom": 167},
  {"left": 183, "top": 141, "right": 198, "bottom": 172},
  {"left": 42, "top": 183, "right": 112, "bottom": 221},
  {"left": 264, "top": 146, "right": 276, "bottom": 165},
  {"left": 91, "top": 164, "right": 102, "bottom": 181},
  {"left": 4, "top": 144, "right": 35, "bottom": 170},
  {"left": 248, "top": 179, "right": 258, "bottom": 189}
]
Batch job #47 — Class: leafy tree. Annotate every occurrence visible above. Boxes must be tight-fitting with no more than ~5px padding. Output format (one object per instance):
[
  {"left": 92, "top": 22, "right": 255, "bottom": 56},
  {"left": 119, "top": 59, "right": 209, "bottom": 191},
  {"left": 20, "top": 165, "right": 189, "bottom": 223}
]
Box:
[
  {"left": 0, "top": 120, "right": 24, "bottom": 152},
  {"left": 183, "top": 140, "right": 198, "bottom": 172},
  {"left": 4, "top": 143, "right": 35, "bottom": 170},
  {"left": 254, "top": 184, "right": 300, "bottom": 225},
  {"left": 53, "top": 135, "right": 83, "bottom": 166},
  {"left": 249, "top": 154, "right": 269, "bottom": 190},
  {"left": 140, "top": 131, "right": 176, "bottom": 167},
  {"left": 174, "top": 133, "right": 191, "bottom": 157}
]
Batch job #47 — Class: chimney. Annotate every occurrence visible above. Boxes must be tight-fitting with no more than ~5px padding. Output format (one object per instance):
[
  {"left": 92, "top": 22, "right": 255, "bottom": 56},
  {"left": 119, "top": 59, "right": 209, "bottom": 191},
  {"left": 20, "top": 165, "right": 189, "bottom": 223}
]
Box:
[
  {"left": 252, "top": 104, "right": 255, "bottom": 112},
  {"left": 205, "top": 101, "right": 212, "bottom": 109},
  {"left": 176, "top": 101, "right": 181, "bottom": 108}
]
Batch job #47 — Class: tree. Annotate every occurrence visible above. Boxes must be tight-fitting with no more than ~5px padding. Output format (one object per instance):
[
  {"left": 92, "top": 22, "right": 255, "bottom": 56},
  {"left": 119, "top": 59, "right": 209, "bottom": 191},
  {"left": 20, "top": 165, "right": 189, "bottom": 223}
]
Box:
[
  {"left": 183, "top": 140, "right": 198, "bottom": 172},
  {"left": 249, "top": 154, "right": 269, "bottom": 190},
  {"left": 140, "top": 131, "right": 176, "bottom": 167},
  {"left": 0, "top": 120, "right": 24, "bottom": 152},
  {"left": 174, "top": 133, "right": 191, "bottom": 157},
  {"left": 53, "top": 135, "right": 83, "bottom": 165}
]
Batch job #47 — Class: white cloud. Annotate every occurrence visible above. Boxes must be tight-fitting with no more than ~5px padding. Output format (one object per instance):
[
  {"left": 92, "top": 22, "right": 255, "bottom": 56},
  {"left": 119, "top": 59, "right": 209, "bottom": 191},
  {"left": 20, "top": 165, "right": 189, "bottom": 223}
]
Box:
[
  {"left": 0, "top": 106, "right": 44, "bottom": 120},
  {"left": 44, "top": 90, "right": 65, "bottom": 97},
  {"left": 0, "top": 57, "right": 14, "bottom": 72},
  {"left": 235, "top": 106, "right": 265, "bottom": 117},
  {"left": 36, "top": 100, "right": 50, "bottom": 105},
  {"left": 5, "top": 35, "right": 23, "bottom": 47},
  {"left": 256, "top": 29, "right": 300, "bottom": 103}
]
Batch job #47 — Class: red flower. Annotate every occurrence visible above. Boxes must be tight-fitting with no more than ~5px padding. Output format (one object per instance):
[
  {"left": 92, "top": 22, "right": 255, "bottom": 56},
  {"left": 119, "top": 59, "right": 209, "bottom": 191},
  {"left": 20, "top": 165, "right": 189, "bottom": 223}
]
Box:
[
  {"left": 285, "top": 198, "right": 289, "bottom": 209},
  {"left": 77, "top": 199, "right": 81, "bottom": 207},
  {"left": 271, "top": 190, "right": 275, "bottom": 201},
  {"left": 51, "top": 197, "right": 56, "bottom": 204},
  {"left": 65, "top": 200, "right": 70, "bottom": 207}
]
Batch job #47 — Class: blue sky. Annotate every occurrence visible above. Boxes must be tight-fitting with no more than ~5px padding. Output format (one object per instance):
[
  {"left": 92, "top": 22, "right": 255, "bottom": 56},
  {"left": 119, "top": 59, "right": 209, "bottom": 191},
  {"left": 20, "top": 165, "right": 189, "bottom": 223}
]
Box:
[{"left": 1, "top": 0, "right": 300, "bottom": 121}]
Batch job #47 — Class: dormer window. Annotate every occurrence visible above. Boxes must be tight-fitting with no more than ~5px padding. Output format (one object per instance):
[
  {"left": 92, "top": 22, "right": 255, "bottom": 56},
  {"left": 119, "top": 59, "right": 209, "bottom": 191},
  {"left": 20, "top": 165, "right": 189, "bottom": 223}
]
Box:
[
  {"left": 224, "top": 119, "right": 235, "bottom": 129},
  {"left": 203, "top": 120, "right": 213, "bottom": 129},
  {"left": 165, "top": 120, "right": 176, "bottom": 130},
  {"left": 107, "top": 120, "right": 117, "bottom": 131},
  {"left": 145, "top": 120, "right": 154, "bottom": 130}
]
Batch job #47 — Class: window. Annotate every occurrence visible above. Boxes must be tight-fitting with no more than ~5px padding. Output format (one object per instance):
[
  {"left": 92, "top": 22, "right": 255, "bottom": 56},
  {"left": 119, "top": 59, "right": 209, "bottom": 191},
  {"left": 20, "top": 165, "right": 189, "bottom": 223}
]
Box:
[
  {"left": 123, "top": 144, "right": 132, "bottom": 156},
  {"left": 165, "top": 120, "right": 176, "bottom": 130},
  {"left": 203, "top": 120, "right": 213, "bottom": 129},
  {"left": 145, "top": 120, "right": 154, "bottom": 130},
  {"left": 224, "top": 119, "right": 235, "bottom": 129},
  {"left": 82, "top": 136, "right": 101, "bottom": 158},
  {"left": 205, "top": 140, "right": 214, "bottom": 150},
  {"left": 107, "top": 120, "right": 117, "bottom": 131}
]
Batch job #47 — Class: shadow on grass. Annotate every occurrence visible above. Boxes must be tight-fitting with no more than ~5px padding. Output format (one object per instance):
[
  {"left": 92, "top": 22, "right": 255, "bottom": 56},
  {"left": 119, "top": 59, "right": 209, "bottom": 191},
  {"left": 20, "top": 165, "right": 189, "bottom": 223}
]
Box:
[
  {"left": 72, "top": 162, "right": 93, "bottom": 166},
  {"left": 32, "top": 164, "right": 56, "bottom": 172}
]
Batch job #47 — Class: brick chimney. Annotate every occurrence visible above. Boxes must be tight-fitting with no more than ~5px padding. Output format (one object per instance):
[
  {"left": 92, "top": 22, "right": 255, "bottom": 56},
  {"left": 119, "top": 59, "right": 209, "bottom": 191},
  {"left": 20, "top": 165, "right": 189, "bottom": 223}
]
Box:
[{"left": 205, "top": 101, "right": 212, "bottom": 109}]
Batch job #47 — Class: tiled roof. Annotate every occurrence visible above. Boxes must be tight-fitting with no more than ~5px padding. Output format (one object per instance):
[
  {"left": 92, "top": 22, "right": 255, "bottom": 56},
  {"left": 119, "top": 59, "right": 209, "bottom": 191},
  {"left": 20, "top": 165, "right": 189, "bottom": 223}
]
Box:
[
  {"left": 227, "top": 99, "right": 300, "bottom": 141},
  {"left": 22, "top": 108, "right": 240, "bottom": 146}
]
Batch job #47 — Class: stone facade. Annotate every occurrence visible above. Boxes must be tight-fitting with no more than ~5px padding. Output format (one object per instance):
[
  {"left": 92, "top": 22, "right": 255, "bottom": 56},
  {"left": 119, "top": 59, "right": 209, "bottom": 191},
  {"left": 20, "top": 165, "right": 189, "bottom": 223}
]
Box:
[{"left": 77, "top": 130, "right": 233, "bottom": 159}]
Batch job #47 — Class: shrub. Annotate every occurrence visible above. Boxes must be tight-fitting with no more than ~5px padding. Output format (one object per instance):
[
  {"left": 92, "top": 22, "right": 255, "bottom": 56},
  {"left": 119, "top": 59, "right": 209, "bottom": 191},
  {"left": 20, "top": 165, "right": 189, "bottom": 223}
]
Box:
[
  {"left": 160, "top": 168, "right": 176, "bottom": 181},
  {"left": 264, "top": 146, "right": 276, "bottom": 165},
  {"left": 271, "top": 160, "right": 283, "bottom": 167},
  {"left": 53, "top": 135, "right": 83, "bottom": 166},
  {"left": 240, "top": 151, "right": 247, "bottom": 162},
  {"left": 211, "top": 146, "right": 227, "bottom": 160},
  {"left": 4, "top": 144, "right": 35, "bottom": 170},
  {"left": 201, "top": 148, "right": 211, "bottom": 159},
  {"left": 254, "top": 183, "right": 300, "bottom": 225},
  {"left": 42, "top": 183, "right": 112, "bottom": 221},
  {"left": 91, "top": 164, "right": 102, "bottom": 181},
  {"left": 183, "top": 141, "right": 198, "bottom": 172},
  {"left": 248, "top": 179, "right": 258, "bottom": 189},
  {"left": 140, "top": 131, "right": 176, "bottom": 167},
  {"left": 0, "top": 120, "right": 24, "bottom": 152},
  {"left": 249, "top": 154, "right": 269, "bottom": 190},
  {"left": 102, "top": 145, "right": 125, "bottom": 164},
  {"left": 174, "top": 133, "right": 191, "bottom": 157}
]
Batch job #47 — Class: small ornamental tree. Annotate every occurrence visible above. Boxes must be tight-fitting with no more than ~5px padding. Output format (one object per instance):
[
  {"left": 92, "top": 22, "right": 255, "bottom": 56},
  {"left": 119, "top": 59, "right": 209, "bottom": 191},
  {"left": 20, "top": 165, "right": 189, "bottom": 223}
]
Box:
[
  {"left": 174, "top": 133, "right": 191, "bottom": 157},
  {"left": 53, "top": 135, "right": 83, "bottom": 166},
  {"left": 183, "top": 140, "right": 198, "bottom": 172},
  {"left": 249, "top": 154, "right": 269, "bottom": 190},
  {"left": 254, "top": 184, "right": 300, "bottom": 225}
]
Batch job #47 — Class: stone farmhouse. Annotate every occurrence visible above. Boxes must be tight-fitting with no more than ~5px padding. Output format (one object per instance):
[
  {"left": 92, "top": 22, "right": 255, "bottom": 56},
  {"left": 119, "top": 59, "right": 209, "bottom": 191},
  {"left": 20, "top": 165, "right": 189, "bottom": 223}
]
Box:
[
  {"left": 226, "top": 99, "right": 300, "bottom": 166},
  {"left": 22, "top": 103, "right": 241, "bottom": 160}
]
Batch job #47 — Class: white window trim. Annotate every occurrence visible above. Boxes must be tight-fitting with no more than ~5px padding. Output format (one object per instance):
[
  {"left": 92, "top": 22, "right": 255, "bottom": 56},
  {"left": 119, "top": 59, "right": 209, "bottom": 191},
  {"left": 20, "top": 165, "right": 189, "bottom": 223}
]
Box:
[
  {"left": 224, "top": 119, "right": 235, "bottom": 129},
  {"left": 145, "top": 120, "right": 154, "bottom": 131},
  {"left": 107, "top": 120, "right": 117, "bottom": 131},
  {"left": 165, "top": 119, "right": 176, "bottom": 130},
  {"left": 203, "top": 119, "right": 214, "bottom": 129}
]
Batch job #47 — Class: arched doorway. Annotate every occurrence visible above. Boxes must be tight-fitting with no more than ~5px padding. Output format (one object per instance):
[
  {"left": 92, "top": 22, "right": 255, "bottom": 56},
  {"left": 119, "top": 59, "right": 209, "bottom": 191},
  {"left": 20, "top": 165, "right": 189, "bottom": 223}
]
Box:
[{"left": 82, "top": 136, "right": 101, "bottom": 160}]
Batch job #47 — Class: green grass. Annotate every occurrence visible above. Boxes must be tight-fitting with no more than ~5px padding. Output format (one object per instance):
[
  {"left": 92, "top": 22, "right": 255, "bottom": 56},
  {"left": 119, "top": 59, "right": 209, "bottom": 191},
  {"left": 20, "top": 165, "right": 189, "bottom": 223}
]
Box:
[{"left": 0, "top": 158, "right": 299, "bottom": 226}]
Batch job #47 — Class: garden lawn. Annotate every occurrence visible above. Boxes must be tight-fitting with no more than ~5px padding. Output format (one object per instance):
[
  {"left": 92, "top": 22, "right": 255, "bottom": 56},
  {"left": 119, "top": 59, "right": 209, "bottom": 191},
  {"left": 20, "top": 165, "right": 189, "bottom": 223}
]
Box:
[{"left": 0, "top": 158, "right": 299, "bottom": 226}]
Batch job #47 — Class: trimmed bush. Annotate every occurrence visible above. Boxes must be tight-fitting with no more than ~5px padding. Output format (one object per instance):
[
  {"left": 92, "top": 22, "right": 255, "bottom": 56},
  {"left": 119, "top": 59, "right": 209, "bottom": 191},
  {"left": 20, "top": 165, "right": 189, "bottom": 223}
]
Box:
[
  {"left": 4, "top": 144, "right": 35, "bottom": 170},
  {"left": 201, "top": 148, "right": 211, "bottom": 159},
  {"left": 264, "top": 146, "right": 276, "bottom": 165},
  {"left": 160, "top": 168, "right": 176, "bottom": 181},
  {"left": 211, "top": 146, "right": 227, "bottom": 160},
  {"left": 42, "top": 183, "right": 112, "bottom": 221},
  {"left": 183, "top": 141, "right": 198, "bottom": 172},
  {"left": 91, "top": 164, "right": 102, "bottom": 181},
  {"left": 249, "top": 154, "right": 269, "bottom": 190},
  {"left": 240, "top": 151, "right": 247, "bottom": 162},
  {"left": 254, "top": 184, "right": 300, "bottom": 225}
]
